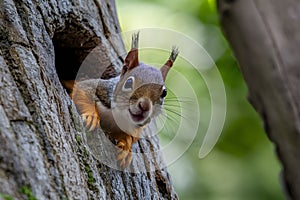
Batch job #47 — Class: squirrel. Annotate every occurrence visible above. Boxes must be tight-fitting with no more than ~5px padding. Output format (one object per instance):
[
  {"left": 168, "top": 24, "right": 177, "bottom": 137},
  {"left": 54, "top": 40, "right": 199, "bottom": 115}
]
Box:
[{"left": 68, "top": 33, "right": 179, "bottom": 167}]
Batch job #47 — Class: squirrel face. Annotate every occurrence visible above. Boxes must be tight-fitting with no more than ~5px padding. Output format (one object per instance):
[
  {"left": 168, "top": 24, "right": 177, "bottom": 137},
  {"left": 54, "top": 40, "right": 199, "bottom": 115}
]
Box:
[
  {"left": 111, "top": 33, "right": 179, "bottom": 136},
  {"left": 113, "top": 63, "right": 166, "bottom": 131}
]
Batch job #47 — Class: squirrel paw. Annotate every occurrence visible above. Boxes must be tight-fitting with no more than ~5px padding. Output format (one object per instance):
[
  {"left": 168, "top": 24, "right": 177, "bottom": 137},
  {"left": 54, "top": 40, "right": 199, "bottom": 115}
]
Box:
[
  {"left": 81, "top": 113, "right": 100, "bottom": 131},
  {"left": 116, "top": 141, "right": 132, "bottom": 168}
]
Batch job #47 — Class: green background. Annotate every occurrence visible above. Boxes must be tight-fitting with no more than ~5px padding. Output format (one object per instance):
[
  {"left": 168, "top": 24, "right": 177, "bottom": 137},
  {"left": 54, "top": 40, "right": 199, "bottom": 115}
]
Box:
[{"left": 116, "top": 0, "right": 284, "bottom": 199}]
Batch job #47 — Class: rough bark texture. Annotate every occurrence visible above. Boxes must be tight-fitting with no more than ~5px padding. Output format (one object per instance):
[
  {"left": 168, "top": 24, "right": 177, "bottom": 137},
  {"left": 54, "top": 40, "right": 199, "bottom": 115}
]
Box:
[
  {"left": 217, "top": 0, "right": 300, "bottom": 199},
  {"left": 0, "top": 0, "right": 177, "bottom": 199}
]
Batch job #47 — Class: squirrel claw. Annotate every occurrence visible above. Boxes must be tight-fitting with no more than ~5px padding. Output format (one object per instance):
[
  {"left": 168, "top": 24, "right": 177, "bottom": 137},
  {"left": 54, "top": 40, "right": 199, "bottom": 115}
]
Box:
[
  {"left": 81, "top": 114, "right": 99, "bottom": 131},
  {"left": 116, "top": 141, "right": 132, "bottom": 167},
  {"left": 117, "top": 150, "right": 132, "bottom": 168},
  {"left": 116, "top": 141, "right": 125, "bottom": 148},
  {"left": 89, "top": 117, "right": 99, "bottom": 131}
]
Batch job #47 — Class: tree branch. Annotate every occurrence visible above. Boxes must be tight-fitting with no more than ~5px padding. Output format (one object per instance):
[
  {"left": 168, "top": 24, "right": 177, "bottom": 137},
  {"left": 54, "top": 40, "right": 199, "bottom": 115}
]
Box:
[{"left": 217, "top": 0, "right": 300, "bottom": 199}]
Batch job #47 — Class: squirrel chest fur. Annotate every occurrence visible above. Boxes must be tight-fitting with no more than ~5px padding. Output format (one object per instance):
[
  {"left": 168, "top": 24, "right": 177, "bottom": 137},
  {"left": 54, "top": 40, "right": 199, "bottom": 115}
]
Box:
[{"left": 70, "top": 33, "right": 178, "bottom": 167}]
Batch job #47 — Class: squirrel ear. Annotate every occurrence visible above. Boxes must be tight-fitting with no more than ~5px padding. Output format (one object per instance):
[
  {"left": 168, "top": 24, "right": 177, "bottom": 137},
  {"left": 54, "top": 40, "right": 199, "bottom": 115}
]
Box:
[
  {"left": 160, "top": 46, "right": 179, "bottom": 81},
  {"left": 122, "top": 32, "right": 140, "bottom": 75}
]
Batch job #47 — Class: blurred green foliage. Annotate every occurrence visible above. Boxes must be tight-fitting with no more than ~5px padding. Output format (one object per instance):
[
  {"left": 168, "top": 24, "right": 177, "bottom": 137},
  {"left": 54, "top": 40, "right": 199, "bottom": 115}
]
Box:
[{"left": 116, "top": 0, "right": 284, "bottom": 199}]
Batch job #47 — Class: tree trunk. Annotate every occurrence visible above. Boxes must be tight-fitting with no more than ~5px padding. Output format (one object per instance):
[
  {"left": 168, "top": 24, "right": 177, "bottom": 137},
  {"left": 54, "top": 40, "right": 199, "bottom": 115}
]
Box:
[
  {"left": 217, "top": 0, "right": 300, "bottom": 199},
  {"left": 0, "top": 0, "right": 177, "bottom": 199}
]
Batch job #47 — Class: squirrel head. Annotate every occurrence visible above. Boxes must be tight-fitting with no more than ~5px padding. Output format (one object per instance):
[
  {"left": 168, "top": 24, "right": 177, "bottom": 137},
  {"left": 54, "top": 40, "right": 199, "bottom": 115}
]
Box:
[{"left": 112, "top": 33, "right": 179, "bottom": 135}]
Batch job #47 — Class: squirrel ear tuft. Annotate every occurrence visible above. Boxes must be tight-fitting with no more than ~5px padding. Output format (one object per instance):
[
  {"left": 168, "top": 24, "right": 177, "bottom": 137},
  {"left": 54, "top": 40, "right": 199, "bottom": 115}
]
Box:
[
  {"left": 160, "top": 46, "right": 179, "bottom": 81},
  {"left": 122, "top": 32, "right": 140, "bottom": 75}
]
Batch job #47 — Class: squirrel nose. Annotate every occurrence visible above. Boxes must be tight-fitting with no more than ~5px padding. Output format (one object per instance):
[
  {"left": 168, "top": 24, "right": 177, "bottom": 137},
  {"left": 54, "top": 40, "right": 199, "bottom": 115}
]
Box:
[{"left": 138, "top": 98, "right": 150, "bottom": 112}]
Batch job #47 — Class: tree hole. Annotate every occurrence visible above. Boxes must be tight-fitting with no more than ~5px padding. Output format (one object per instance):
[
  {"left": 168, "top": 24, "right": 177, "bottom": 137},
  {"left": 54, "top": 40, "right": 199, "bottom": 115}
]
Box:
[{"left": 53, "top": 22, "right": 119, "bottom": 94}]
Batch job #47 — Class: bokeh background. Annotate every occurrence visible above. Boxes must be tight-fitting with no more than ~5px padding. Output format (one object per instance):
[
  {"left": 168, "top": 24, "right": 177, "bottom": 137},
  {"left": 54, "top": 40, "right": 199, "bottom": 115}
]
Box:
[{"left": 116, "top": 0, "right": 284, "bottom": 199}]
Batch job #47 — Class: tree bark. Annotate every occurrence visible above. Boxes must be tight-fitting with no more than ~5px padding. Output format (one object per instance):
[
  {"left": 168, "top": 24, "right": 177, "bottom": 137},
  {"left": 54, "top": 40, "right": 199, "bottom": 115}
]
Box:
[
  {"left": 0, "top": 0, "right": 177, "bottom": 199},
  {"left": 217, "top": 0, "right": 300, "bottom": 199}
]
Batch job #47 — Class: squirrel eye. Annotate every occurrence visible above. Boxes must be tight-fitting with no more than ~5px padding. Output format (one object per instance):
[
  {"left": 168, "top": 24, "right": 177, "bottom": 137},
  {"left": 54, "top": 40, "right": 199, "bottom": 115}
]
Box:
[
  {"left": 123, "top": 76, "right": 134, "bottom": 91},
  {"left": 161, "top": 87, "right": 167, "bottom": 98}
]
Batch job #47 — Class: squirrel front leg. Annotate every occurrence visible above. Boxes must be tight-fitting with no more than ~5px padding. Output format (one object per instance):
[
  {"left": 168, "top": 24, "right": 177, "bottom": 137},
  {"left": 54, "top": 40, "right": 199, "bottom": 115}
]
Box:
[
  {"left": 68, "top": 80, "right": 136, "bottom": 167},
  {"left": 71, "top": 81, "right": 101, "bottom": 131},
  {"left": 115, "top": 134, "right": 139, "bottom": 167}
]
